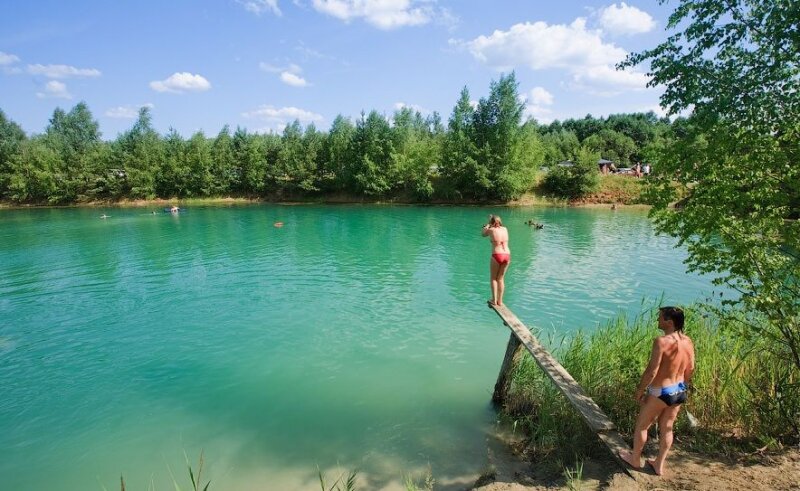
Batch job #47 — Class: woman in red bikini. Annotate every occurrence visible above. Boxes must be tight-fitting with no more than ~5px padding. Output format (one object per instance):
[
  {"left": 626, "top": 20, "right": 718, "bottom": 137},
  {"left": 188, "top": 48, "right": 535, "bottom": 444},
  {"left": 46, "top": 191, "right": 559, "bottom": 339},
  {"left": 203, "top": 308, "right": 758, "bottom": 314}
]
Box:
[{"left": 482, "top": 214, "right": 510, "bottom": 306}]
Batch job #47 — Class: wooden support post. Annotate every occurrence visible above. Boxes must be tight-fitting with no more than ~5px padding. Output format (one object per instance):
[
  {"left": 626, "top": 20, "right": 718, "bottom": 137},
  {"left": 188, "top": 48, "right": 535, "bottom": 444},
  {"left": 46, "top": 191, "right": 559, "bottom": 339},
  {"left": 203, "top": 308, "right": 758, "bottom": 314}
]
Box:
[
  {"left": 487, "top": 302, "right": 643, "bottom": 482},
  {"left": 492, "top": 332, "right": 522, "bottom": 405}
]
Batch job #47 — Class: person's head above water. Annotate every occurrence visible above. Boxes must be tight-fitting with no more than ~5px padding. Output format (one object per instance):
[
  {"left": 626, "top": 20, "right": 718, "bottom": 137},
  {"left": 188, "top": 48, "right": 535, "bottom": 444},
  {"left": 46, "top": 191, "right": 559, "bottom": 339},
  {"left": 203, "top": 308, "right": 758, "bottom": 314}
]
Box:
[{"left": 488, "top": 214, "right": 503, "bottom": 227}]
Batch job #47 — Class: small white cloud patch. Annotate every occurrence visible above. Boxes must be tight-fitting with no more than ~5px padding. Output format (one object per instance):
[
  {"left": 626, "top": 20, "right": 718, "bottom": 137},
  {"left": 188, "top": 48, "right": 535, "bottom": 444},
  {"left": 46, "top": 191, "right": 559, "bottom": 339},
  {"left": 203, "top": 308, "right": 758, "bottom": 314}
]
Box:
[
  {"left": 27, "top": 63, "right": 101, "bottom": 78},
  {"left": 238, "top": 0, "right": 282, "bottom": 16},
  {"left": 521, "top": 87, "right": 555, "bottom": 123},
  {"left": 598, "top": 2, "right": 656, "bottom": 35},
  {"left": 37, "top": 80, "right": 72, "bottom": 99},
  {"left": 393, "top": 101, "right": 428, "bottom": 114},
  {"left": 150, "top": 72, "right": 211, "bottom": 93},
  {"left": 105, "top": 103, "right": 155, "bottom": 119},
  {"left": 0, "top": 51, "right": 20, "bottom": 65},
  {"left": 242, "top": 105, "right": 323, "bottom": 125},
  {"left": 528, "top": 87, "right": 554, "bottom": 106},
  {"left": 311, "top": 0, "right": 432, "bottom": 30},
  {"left": 280, "top": 71, "right": 309, "bottom": 87}
]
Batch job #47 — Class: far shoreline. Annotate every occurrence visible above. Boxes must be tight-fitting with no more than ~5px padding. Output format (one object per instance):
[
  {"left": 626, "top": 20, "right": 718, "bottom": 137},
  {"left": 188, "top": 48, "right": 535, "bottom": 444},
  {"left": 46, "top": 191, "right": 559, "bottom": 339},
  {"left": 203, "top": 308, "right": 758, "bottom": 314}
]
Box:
[{"left": 0, "top": 194, "right": 652, "bottom": 211}]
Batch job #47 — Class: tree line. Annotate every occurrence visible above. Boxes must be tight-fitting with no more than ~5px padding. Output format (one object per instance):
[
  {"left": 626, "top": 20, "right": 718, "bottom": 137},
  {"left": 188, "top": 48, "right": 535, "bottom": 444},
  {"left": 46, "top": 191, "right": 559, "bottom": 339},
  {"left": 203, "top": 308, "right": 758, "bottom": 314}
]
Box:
[{"left": 0, "top": 73, "right": 674, "bottom": 205}]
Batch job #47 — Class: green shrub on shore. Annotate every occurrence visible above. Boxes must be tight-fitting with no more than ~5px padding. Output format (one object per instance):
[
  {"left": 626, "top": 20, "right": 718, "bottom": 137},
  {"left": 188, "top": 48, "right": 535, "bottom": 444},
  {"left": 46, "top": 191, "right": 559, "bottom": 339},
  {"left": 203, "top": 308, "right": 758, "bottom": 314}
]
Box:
[{"left": 502, "top": 306, "right": 799, "bottom": 460}]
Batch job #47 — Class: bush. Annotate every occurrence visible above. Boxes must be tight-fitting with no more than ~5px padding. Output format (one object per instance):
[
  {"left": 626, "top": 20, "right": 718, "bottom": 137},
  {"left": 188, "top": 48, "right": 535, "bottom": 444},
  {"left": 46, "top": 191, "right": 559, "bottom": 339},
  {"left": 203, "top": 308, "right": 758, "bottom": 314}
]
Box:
[
  {"left": 503, "top": 305, "right": 799, "bottom": 460},
  {"left": 541, "top": 147, "right": 599, "bottom": 199}
]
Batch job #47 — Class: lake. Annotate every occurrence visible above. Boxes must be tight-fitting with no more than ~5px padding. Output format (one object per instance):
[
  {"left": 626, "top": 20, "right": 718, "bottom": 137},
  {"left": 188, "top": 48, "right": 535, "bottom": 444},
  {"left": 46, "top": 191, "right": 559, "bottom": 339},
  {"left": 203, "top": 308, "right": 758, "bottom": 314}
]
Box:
[{"left": 0, "top": 205, "right": 720, "bottom": 490}]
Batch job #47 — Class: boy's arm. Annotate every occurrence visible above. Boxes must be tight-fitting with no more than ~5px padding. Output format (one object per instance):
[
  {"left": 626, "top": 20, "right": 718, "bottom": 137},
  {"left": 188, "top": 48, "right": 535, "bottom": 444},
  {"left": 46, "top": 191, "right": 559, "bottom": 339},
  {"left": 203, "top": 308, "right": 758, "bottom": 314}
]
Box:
[{"left": 635, "top": 338, "right": 663, "bottom": 401}]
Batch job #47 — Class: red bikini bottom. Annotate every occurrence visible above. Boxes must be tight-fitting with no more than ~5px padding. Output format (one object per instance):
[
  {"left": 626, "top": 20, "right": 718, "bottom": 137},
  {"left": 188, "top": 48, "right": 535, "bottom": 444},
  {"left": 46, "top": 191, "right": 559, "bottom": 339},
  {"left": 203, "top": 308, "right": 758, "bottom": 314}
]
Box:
[{"left": 492, "top": 253, "right": 510, "bottom": 265}]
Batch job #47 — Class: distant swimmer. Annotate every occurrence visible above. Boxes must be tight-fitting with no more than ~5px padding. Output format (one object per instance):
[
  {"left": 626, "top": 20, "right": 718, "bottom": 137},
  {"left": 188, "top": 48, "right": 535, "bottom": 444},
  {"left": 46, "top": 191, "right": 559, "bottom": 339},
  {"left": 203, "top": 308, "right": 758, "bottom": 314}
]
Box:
[
  {"left": 100, "top": 214, "right": 110, "bottom": 219},
  {"left": 170, "top": 206, "right": 180, "bottom": 214},
  {"left": 525, "top": 220, "right": 544, "bottom": 229},
  {"left": 274, "top": 221, "right": 284, "bottom": 228}
]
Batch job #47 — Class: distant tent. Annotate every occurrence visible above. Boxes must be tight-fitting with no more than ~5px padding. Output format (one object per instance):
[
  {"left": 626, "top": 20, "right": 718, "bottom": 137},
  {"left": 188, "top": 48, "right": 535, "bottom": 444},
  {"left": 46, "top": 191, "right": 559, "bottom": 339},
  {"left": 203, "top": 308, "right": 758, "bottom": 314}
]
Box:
[{"left": 597, "top": 158, "right": 616, "bottom": 174}]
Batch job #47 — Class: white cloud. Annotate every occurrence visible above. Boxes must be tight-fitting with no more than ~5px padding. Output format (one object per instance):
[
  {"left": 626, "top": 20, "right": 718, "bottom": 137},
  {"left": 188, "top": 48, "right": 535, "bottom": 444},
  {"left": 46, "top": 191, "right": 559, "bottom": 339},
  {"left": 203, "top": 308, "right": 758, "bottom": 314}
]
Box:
[
  {"left": 36, "top": 80, "right": 72, "bottom": 99},
  {"left": 238, "top": 0, "right": 281, "bottom": 16},
  {"left": 150, "top": 72, "right": 211, "bottom": 93},
  {"left": 0, "top": 51, "right": 20, "bottom": 65},
  {"left": 260, "top": 62, "right": 301, "bottom": 73},
  {"left": 598, "top": 2, "right": 656, "bottom": 35},
  {"left": 528, "top": 86, "right": 553, "bottom": 106},
  {"left": 280, "top": 71, "right": 310, "bottom": 87},
  {"left": 27, "top": 63, "right": 101, "bottom": 78},
  {"left": 520, "top": 87, "right": 554, "bottom": 123},
  {"left": 393, "top": 101, "right": 428, "bottom": 114},
  {"left": 261, "top": 62, "right": 310, "bottom": 86},
  {"left": 242, "top": 105, "right": 324, "bottom": 125},
  {"left": 311, "top": 0, "right": 432, "bottom": 29},
  {"left": 105, "top": 103, "right": 155, "bottom": 119},
  {"left": 456, "top": 18, "right": 649, "bottom": 94}
]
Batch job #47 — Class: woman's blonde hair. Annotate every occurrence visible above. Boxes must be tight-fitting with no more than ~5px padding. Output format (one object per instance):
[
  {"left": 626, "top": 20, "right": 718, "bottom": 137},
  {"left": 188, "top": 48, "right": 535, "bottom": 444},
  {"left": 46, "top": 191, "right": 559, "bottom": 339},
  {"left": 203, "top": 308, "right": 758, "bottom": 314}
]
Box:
[{"left": 489, "top": 215, "right": 502, "bottom": 227}]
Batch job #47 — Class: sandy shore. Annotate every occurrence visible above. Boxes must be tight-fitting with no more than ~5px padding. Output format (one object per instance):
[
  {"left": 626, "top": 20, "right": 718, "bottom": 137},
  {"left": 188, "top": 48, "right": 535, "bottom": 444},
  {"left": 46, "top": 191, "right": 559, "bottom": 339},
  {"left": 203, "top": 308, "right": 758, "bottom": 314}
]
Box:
[{"left": 472, "top": 432, "right": 800, "bottom": 491}]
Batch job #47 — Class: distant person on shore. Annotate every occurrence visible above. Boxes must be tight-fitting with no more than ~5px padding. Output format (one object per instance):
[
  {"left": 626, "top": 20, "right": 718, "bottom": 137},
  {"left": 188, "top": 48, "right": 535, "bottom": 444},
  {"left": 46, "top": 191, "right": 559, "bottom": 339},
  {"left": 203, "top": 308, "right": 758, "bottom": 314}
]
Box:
[
  {"left": 482, "top": 214, "right": 510, "bottom": 307},
  {"left": 619, "top": 306, "right": 695, "bottom": 477}
]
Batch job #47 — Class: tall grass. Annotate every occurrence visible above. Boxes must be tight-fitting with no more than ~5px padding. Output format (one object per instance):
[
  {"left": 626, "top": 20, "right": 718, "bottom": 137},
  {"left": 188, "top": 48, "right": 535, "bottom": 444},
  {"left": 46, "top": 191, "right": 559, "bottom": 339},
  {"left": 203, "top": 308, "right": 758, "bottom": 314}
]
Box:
[{"left": 502, "top": 306, "right": 798, "bottom": 460}]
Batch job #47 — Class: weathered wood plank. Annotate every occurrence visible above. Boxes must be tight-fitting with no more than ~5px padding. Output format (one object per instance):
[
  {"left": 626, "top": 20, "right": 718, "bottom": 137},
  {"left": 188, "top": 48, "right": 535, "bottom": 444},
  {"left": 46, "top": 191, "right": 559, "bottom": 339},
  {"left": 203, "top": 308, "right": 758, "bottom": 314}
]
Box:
[{"left": 488, "top": 302, "right": 616, "bottom": 432}]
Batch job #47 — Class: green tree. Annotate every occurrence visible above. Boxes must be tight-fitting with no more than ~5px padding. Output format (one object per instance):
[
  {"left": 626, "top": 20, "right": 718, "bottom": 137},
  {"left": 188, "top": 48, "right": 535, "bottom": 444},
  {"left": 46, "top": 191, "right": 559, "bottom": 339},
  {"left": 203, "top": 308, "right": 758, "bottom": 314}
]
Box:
[
  {"left": 472, "top": 73, "right": 538, "bottom": 200},
  {"left": 301, "top": 123, "right": 325, "bottom": 192},
  {"left": 582, "top": 129, "right": 637, "bottom": 166},
  {"left": 351, "top": 111, "right": 395, "bottom": 196},
  {"left": 186, "top": 131, "right": 213, "bottom": 196},
  {"left": 542, "top": 146, "right": 599, "bottom": 199},
  {"left": 440, "top": 86, "right": 483, "bottom": 199},
  {"left": 114, "top": 107, "right": 164, "bottom": 199},
  {"left": 157, "top": 129, "right": 189, "bottom": 198},
  {"left": 623, "top": 0, "right": 800, "bottom": 426},
  {"left": 541, "top": 130, "right": 580, "bottom": 165},
  {"left": 0, "top": 110, "right": 27, "bottom": 199},
  {"left": 391, "top": 107, "right": 437, "bottom": 199},
  {"left": 39, "top": 102, "right": 103, "bottom": 202},
  {"left": 6, "top": 137, "right": 61, "bottom": 203},
  {"left": 322, "top": 115, "right": 356, "bottom": 192},
  {"left": 211, "top": 125, "right": 236, "bottom": 195},
  {"left": 232, "top": 127, "right": 269, "bottom": 196}
]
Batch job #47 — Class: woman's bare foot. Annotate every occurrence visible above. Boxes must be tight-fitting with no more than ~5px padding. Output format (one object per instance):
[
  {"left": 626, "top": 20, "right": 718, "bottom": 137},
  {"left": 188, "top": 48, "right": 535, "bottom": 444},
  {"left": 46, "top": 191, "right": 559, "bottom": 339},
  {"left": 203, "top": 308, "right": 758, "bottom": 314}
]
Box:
[
  {"left": 488, "top": 299, "right": 497, "bottom": 306},
  {"left": 646, "top": 459, "right": 664, "bottom": 476},
  {"left": 618, "top": 450, "right": 641, "bottom": 470}
]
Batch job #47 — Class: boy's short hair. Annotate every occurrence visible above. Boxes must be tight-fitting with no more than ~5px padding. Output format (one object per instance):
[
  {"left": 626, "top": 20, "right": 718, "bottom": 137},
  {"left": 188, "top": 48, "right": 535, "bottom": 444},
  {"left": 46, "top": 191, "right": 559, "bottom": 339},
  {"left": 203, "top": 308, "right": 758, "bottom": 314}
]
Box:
[{"left": 659, "top": 306, "right": 685, "bottom": 331}]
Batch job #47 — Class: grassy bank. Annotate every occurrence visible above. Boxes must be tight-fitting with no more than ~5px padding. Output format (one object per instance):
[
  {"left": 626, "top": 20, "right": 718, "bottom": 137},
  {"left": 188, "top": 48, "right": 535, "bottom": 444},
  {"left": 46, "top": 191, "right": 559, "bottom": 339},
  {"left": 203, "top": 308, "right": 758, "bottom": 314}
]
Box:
[{"left": 501, "top": 306, "right": 798, "bottom": 462}]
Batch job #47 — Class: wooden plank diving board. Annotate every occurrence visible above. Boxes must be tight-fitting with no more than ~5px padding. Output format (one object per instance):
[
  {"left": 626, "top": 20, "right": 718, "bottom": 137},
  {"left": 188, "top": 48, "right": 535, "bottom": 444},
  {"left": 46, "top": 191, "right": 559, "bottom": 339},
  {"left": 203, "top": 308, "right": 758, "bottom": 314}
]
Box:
[{"left": 488, "top": 302, "right": 640, "bottom": 479}]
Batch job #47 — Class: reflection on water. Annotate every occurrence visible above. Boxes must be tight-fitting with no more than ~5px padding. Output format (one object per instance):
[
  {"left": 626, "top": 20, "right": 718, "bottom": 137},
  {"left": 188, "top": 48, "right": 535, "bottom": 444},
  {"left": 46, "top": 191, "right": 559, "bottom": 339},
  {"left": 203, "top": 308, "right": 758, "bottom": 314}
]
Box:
[{"left": 0, "top": 205, "right": 720, "bottom": 490}]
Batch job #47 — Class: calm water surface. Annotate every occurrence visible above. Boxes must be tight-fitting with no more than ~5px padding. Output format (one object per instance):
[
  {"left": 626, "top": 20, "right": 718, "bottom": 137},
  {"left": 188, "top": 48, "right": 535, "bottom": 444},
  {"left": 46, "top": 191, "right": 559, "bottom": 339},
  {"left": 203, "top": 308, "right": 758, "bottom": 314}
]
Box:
[{"left": 0, "top": 205, "right": 718, "bottom": 490}]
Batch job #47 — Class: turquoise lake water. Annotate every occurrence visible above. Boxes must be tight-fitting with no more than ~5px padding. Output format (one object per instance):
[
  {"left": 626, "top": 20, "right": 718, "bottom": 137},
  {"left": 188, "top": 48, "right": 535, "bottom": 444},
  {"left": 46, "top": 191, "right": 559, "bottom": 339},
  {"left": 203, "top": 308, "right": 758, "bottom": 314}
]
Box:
[{"left": 0, "top": 205, "right": 721, "bottom": 490}]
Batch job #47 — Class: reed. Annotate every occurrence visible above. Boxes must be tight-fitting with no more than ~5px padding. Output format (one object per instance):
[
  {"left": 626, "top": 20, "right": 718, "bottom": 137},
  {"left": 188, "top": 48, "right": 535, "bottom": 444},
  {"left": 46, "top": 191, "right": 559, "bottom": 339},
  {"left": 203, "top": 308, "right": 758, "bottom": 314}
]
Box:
[{"left": 502, "top": 305, "right": 798, "bottom": 460}]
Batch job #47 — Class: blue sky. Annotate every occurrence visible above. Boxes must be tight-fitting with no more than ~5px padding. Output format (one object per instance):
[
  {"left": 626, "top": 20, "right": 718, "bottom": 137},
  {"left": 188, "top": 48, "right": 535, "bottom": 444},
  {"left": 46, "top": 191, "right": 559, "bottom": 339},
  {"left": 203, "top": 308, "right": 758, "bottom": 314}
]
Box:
[{"left": 0, "top": 0, "right": 676, "bottom": 139}]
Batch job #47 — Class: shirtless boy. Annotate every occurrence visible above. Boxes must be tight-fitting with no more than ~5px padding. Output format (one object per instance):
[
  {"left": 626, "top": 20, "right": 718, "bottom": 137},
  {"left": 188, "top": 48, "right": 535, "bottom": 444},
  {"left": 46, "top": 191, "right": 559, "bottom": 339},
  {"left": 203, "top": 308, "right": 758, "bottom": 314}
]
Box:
[{"left": 619, "top": 306, "right": 695, "bottom": 476}]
